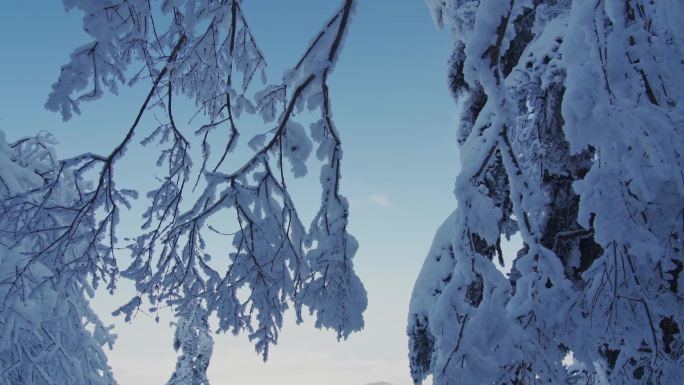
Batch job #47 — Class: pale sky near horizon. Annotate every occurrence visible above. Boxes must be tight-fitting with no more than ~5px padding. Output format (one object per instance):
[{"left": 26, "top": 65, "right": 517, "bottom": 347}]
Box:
[{"left": 0, "top": 2, "right": 459, "bottom": 384}]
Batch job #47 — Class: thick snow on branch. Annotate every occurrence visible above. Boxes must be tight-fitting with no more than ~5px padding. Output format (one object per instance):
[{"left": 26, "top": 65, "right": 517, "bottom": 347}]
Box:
[{"left": 409, "top": 1, "right": 684, "bottom": 384}]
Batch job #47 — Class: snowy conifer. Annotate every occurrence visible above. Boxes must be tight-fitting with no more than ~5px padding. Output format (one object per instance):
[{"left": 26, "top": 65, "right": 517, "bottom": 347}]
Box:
[{"left": 409, "top": 1, "right": 684, "bottom": 384}]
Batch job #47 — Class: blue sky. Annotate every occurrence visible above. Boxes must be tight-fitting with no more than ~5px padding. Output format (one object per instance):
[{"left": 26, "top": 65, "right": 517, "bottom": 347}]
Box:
[{"left": 0, "top": 1, "right": 458, "bottom": 384}]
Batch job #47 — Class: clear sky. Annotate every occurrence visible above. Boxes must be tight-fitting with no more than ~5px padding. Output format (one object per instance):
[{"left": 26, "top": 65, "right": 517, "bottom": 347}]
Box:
[{"left": 0, "top": 1, "right": 458, "bottom": 384}]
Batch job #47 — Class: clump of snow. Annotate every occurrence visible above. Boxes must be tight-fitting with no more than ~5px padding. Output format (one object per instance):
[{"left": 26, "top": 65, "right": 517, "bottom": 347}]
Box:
[{"left": 411, "top": 1, "right": 684, "bottom": 384}]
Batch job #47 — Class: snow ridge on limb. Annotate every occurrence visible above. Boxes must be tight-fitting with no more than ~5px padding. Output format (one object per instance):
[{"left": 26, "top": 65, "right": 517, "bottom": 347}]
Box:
[{"left": 410, "top": 1, "right": 683, "bottom": 384}]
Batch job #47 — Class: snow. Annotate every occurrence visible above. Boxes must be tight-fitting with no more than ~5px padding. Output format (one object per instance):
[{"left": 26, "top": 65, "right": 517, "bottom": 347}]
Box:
[
  {"left": 410, "top": 1, "right": 684, "bottom": 384},
  {"left": 3, "top": 1, "right": 366, "bottom": 383},
  {"left": 0, "top": 131, "right": 117, "bottom": 385}
]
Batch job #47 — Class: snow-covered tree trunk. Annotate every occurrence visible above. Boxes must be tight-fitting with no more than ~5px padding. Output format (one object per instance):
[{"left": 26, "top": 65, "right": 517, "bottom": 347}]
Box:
[{"left": 409, "top": 1, "right": 684, "bottom": 384}]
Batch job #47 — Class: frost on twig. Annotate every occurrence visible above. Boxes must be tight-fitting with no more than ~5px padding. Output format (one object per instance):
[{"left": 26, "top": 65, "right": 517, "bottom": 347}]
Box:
[{"left": 1, "top": 1, "right": 366, "bottom": 383}]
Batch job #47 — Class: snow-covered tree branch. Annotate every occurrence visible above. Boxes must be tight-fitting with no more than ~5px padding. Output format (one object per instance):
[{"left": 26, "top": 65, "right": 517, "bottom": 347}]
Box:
[
  {"left": 0, "top": 131, "right": 117, "bottom": 385},
  {"left": 409, "top": 1, "right": 683, "bottom": 384},
  {"left": 1, "top": 1, "right": 366, "bottom": 383}
]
